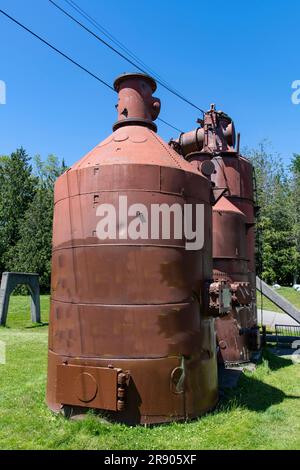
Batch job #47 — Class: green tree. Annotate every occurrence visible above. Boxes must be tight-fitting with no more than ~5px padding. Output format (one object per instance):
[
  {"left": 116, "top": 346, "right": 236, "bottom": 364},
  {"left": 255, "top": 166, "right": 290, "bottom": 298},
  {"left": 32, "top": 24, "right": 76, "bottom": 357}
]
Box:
[
  {"left": 289, "top": 154, "right": 300, "bottom": 283},
  {"left": 6, "top": 154, "right": 66, "bottom": 292},
  {"left": 34, "top": 154, "right": 67, "bottom": 188},
  {"left": 0, "top": 148, "right": 37, "bottom": 272},
  {"left": 7, "top": 187, "right": 54, "bottom": 292},
  {"left": 248, "top": 142, "right": 298, "bottom": 285}
]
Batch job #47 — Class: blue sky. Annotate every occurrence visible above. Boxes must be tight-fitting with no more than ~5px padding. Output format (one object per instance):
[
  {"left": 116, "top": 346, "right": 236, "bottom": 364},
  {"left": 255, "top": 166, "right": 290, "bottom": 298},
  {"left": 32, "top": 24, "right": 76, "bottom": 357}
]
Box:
[{"left": 0, "top": 0, "right": 299, "bottom": 167}]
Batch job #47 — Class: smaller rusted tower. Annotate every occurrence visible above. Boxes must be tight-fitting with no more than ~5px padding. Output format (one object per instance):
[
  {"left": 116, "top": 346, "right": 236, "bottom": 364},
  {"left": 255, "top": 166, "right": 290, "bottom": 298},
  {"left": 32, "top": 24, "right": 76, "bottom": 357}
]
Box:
[{"left": 171, "top": 105, "right": 260, "bottom": 364}]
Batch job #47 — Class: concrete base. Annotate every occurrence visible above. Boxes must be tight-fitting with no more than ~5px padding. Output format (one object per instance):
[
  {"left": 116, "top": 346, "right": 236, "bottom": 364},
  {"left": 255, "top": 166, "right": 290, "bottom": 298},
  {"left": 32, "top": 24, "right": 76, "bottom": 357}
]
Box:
[{"left": 0, "top": 272, "right": 41, "bottom": 326}]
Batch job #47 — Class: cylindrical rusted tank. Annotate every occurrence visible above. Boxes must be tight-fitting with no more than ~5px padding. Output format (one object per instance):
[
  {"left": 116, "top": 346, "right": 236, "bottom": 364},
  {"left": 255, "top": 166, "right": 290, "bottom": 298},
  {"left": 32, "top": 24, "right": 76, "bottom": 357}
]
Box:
[
  {"left": 211, "top": 153, "right": 259, "bottom": 361},
  {"left": 170, "top": 106, "right": 259, "bottom": 364},
  {"left": 47, "top": 73, "right": 219, "bottom": 424},
  {"left": 212, "top": 196, "right": 254, "bottom": 362}
]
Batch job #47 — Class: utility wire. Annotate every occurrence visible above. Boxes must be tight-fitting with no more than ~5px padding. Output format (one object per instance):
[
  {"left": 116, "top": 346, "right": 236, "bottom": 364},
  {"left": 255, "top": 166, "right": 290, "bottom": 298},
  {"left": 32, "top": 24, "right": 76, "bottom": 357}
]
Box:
[
  {"left": 49, "top": 0, "right": 150, "bottom": 76},
  {"left": 63, "top": 0, "right": 189, "bottom": 96},
  {"left": 63, "top": 0, "right": 176, "bottom": 91},
  {"left": 0, "top": 8, "right": 114, "bottom": 91},
  {"left": 48, "top": 0, "right": 205, "bottom": 115},
  {"left": 157, "top": 118, "right": 183, "bottom": 133},
  {"left": 0, "top": 7, "right": 183, "bottom": 133}
]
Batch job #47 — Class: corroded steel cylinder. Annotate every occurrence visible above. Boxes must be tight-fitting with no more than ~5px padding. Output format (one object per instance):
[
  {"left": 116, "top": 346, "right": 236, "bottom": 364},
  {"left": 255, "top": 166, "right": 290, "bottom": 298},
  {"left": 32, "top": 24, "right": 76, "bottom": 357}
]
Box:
[
  {"left": 211, "top": 155, "right": 257, "bottom": 308},
  {"left": 211, "top": 154, "right": 258, "bottom": 363},
  {"left": 212, "top": 197, "right": 248, "bottom": 281},
  {"left": 47, "top": 73, "right": 218, "bottom": 424},
  {"left": 212, "top": 197, "right": 253, "bottom": 362},
  {"left": 170, "top": 107, "right": 259, "bottom": 365}
]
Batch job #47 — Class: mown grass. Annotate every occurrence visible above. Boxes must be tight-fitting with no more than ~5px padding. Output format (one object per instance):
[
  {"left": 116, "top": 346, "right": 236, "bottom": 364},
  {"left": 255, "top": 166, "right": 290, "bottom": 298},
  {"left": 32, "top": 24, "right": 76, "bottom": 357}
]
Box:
[
  {"left": 0, "top": 296, "right": 299, "bottom": 450},
  {"left": 4, "top": 294, "right": 50, "bottom": 328},
  {"left": 257, "top": 286, "right": 300, "bottom": 313}
]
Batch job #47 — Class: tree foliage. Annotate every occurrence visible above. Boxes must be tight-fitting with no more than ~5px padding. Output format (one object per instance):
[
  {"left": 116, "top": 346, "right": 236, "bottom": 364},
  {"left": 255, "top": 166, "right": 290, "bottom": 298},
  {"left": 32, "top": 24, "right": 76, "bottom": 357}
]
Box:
[
  {"left": 248, "top": 142, "right": 300, "bottom": 285},
  {"left": 0, "top": 148, "right": 37, "bottom": 272},
  {"left": 0, "top": 151, "right": 66, "bottom": 292}
]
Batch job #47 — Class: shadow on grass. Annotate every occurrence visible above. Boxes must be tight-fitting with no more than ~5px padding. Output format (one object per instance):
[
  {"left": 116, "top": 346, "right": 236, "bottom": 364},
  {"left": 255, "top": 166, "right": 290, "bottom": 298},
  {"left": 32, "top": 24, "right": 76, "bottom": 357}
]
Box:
[
  {"left": 220, "top": 349, "right": 300, "bottom": 413},
  {"left": 0, "top": 322, "right": 48, "bottom": 329},
  {"left": 25, "top": 322, "right": 49, "bottom": 329},
  {"left": 263, "top": 348, "right": 294, "bottom": 371},
  {"left": 228, "top": 375, "right": 300, "bottom": 412}
]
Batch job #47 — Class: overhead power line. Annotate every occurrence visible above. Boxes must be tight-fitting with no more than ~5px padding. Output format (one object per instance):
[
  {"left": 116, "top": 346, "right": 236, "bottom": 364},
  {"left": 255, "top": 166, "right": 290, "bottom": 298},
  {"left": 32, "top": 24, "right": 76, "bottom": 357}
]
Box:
[
  {"left": 63, "top": 0, "right": 178, "bottom": 92},
  {"left": 49, "top": 0, "right": 205, "bottom": 115},
  {"left": 156, "top": 118, "right": 183, "bottom": 133},
  {"left": 0, "top": 8, "right": 114, "bottom": 91},
  {"left": 0, "top": 7, "right": 183, "bottom": 133}
]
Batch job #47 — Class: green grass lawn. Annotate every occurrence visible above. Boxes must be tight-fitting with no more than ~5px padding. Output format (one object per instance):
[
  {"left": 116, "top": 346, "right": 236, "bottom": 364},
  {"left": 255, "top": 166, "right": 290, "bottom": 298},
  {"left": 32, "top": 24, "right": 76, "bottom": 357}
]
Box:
[
  {"left": 0, "top": 295, "right": 300, "bottom": 450},
  {"left": 257, "top": 286, "right": 300, "bottom": 313},
  {"left": 3, "top": 294, "right": 50, "bottom": 328}
]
